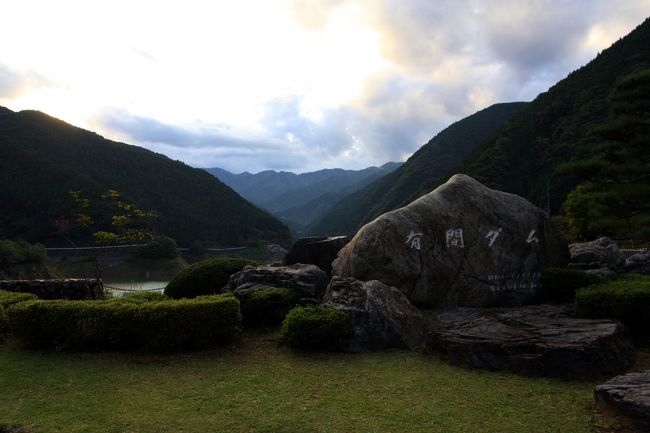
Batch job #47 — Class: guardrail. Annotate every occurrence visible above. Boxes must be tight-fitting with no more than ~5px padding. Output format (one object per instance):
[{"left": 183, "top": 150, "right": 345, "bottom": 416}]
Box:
[{"left": 620, "top": 248, "right": 648, "bottom": 259}]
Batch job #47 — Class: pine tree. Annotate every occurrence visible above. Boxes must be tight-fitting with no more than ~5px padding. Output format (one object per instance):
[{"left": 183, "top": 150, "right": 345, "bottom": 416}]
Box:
[{"left": 563, "top": 69, "right": 650, "bottom": 243}]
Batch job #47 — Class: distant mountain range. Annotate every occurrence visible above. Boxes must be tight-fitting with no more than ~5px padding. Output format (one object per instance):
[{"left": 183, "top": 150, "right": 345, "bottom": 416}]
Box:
[
  {"left": 0, "top": 108, "right": 291, "bottom": 246},
  {"left": 310, "top": 17, "right": 650, "bottom": 237},
  {"left": 205, "top": 163, "right": 401, "bottom": 233}
]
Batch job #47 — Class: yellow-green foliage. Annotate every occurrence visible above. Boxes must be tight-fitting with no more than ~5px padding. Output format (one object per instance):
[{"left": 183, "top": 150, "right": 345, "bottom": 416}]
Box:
[{"left": 7, "top": 294, "right": 241, "bottom": 351}]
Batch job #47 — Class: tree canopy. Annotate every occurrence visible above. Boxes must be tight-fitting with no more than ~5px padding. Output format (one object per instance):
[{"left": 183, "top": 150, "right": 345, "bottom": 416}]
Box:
[{"left": 563, "top": 69, "right": 650, "bottom": 243}]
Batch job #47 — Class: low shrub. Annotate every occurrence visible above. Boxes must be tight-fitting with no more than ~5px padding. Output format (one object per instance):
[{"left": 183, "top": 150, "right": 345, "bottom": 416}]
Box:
[
  {"left": 281, "top": 306, "right": 349, "bottom": 351},
  {"left": 7, "top": 294, "right": 241, "bottom": 351},
  {"left": 539, "top": 267, "right": 603, "bottom": 303},
  {"left": 574, "top": 275, "right": 650, "bottom": 338},
  {"left": 0, "top": 290, "right": 39, "bottom": 309},
  {"left": 164, "top": 257, "right": 260, "bottom": 299},
  {"left": 0, "top": 239, "right": 46, "bottom": 265},
  {"left": 0, "top": 306, "right": 8, "bottom": 343},
  {"left": 239, "top": 287, "right": 297, "bottom": 325},
  {"left": 188, "top": 240, "right": 206, "bottom": 257}
]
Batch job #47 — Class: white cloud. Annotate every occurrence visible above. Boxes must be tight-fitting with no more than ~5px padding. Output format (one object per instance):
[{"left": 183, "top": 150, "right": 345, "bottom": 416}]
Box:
[{"left": 1, "top": 0, "right": 649, "bottom": 173}]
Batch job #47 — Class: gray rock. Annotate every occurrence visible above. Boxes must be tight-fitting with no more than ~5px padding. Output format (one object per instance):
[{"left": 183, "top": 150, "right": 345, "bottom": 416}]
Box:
[
  {"left": 595, "top": 371, "right": 650, "bottom": 431},
  {"left": 585, "top": 268, "right": 619, "bottom": 281},
  {"left": 332, "top": 174, "right": 569, "bottom": 308},
  {"left": 625, "top": 252, "right": 650, "bottom": 275},
  {"left": 324, "top": 277, "right": 426, "bottom": 352},
  {"left": 222, "top": 263, "right": 329, "bottom": 302},
  {"left": 0, "top": 279, "right": 104, "bottom": 300},
  {"left": 284, "top": 236, "right": 349, "bottom": 275},
  {"left": 569, "top": 237, "right": 625, "bottom": 272},
  {"left": 427, "top": 304, "right": 633, "bottom": 379}
]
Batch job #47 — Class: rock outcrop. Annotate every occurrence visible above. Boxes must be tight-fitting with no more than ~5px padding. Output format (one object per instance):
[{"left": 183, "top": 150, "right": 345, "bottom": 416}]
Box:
[
  {"left": 427, "top": 305, "right": 633, "bottom": 379},
  {"left": 332, "top": 174, "right": 568, "bottom": 308},
  {"left": 0, "top": 279, "right": 104, "bottom": 300},
  {"left": 284, "top": 236, "right": 349, "bottom": 275},
  {"left": 625, "top": 252, "right": 650, "bottom": 275},
  {"left": 569, "top": 237, "right": 625, "bottom": 272},
  {"left": 595, "top": 371, "right": 650, "bottom": 431},
  {"left": 222, "top": 263, "right": 329, "bottom": 303},
  {"left": 324, "top": 277, "right": 425, "bottom": 352}
]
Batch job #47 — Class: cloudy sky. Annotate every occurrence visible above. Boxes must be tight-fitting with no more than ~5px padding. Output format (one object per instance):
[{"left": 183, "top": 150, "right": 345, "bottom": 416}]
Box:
[{"left": 1, "top": 1, "right": 649, "bottom": 173}]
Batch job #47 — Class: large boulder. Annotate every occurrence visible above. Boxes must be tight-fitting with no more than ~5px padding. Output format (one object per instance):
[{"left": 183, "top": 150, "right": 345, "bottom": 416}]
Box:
[
  {"left": 595, "top": 371, "right": 650, "bottom": 431},
  {"left": 569, "top": 237, "right": 625, "bottom": 272},
  {"left": 222, "top": 263, "right": 329, "bottom": 303},
  {"left": 324, "top": 277, "right": 425, "bottom": 352},
  {"left": 332, "top": 174, "right": 569, "bottom": 308},
  {"left": 427, "top": 305, "right": 633, "bottom": 379},
  {"left": 284, "top": 236, "right": 349, "bottom": 275}
]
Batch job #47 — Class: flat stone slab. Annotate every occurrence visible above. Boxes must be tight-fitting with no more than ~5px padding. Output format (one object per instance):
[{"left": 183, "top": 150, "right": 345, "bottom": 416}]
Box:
[
  {"left": 595, "top": 371, "right": 650, "bottom": 431},
  {"left": 427, "top": 304, "right": 633, "bottom": 379}
]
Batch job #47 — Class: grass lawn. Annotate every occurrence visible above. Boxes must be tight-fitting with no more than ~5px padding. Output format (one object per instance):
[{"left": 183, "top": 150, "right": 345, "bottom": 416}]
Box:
[{"left": 0, "top": 330, "right": 646, "bottom": 433}]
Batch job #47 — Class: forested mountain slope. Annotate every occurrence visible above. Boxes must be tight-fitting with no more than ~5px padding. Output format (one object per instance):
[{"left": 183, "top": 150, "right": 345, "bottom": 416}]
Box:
[
  {"left": 0, "top": 108, "right": 291, "bottom": 246},
  {"left": 456, "top": 18, "right": 650, "bottom": 211}
]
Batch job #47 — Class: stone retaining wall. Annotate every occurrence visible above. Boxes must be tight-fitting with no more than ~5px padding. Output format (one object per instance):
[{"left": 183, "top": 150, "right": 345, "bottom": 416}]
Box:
[{"left": 0, "top": 279, "right": 104, "bottom": 300}]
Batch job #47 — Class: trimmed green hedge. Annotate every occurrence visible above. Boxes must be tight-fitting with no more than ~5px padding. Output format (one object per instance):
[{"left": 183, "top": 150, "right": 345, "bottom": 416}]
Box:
[
  {"left": 575, "top": 275, "right": 650, "bottom": 338},
  {"left": 0, "top": 306, "right": 8, "bottom": 343},
  {"left": 281, "top": 306, "right": 349, "bottom": 351},
  {"left": 117, "top": 291, "right": 169, "bottom": 303},
  {"left": 7, "top": 294, "right": 241, "bottom": 351},
  {"left": 0, "top": 289, "right": 39, "bottom": 309},
  {"left": 164, "top": 257, "right": 260, "bottom": 299},
  {"left": 239, "top": 287, "right": 297, "bottom": 325},
  {"left": 539, "top": 267, "right": 603, "bottom": 303}
]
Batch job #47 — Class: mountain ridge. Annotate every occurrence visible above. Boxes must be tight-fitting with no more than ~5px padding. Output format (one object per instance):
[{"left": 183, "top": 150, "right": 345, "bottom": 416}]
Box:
[{"left": 206, "top": 162, "right": 401, "bottom": 233}]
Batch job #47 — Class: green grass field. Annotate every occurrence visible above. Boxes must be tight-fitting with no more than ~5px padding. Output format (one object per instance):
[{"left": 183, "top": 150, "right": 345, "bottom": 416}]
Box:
[{"left": 0, "top": 330, "right": 645, "bottom": 433}]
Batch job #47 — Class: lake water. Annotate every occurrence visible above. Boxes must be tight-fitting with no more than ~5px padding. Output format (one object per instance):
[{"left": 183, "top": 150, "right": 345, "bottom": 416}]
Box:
[{"left": 103, "top": 279, "right": 168, "bottom": 297}]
